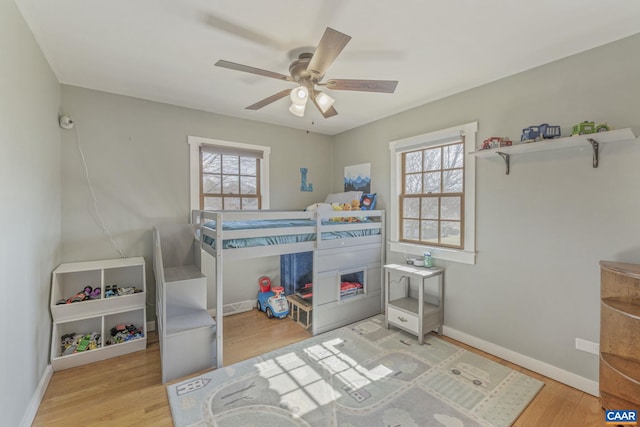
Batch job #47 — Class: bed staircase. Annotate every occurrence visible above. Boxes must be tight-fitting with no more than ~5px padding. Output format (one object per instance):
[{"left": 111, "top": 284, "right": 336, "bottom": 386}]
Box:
[{"left": 153, "top": 223, "right": 217, "bottom": 383}]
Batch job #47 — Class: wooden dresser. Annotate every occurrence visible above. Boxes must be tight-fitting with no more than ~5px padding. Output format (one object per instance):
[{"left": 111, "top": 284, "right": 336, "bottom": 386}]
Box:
[{"left": 599, "top": 261, "right": 640, "bottom": 411}]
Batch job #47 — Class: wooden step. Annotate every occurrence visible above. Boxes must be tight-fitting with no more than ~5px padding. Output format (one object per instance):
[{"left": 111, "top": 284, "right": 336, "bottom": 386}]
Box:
[
  {"left": 600, "top": 352, "right": 640, "bottom": 407},
  {"left": 600, "top": 302, "right": 640, "bottom": 359},
  {"left": 600, "top": 390, "right": 640, "bottom": 412}
]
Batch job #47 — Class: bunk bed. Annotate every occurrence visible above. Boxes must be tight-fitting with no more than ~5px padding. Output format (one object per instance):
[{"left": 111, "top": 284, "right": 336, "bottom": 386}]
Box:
[{"left": 191, "top": 208, "right": 385, "bottom": 367}]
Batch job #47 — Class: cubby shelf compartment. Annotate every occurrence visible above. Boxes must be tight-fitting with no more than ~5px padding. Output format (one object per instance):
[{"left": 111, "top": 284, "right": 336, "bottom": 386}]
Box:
[
  {"left": 49, "top": 258, "right": 147, "bottom": 371},
  {"left": 599, "top": 260, "right": 640, "bottom": 412},
  {"left": 51, "top": 308, "right": 147, "bottom": 371},
  {"left": 470, "top": 128, "right": 636, "bottom": 175},
  {"left": 51, "top": 257, "right": 146, "bottom": 322}
]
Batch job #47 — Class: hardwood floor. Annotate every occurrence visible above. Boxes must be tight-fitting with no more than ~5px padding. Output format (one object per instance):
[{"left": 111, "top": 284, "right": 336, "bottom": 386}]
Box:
[{"left": 33, "top": 310, "right": 606, "bottom": 426}]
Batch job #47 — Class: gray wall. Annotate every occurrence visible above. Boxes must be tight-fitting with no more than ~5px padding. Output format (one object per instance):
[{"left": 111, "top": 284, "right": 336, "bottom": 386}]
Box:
[
  {"left": 60, "top": 85, "right": 334, "bottom": 315},
  {"left": 333, "top": 33, "right": 640, "bottom": 382},
  {"left": 0, "top": 1, "right": 62, "bottom": 426}
]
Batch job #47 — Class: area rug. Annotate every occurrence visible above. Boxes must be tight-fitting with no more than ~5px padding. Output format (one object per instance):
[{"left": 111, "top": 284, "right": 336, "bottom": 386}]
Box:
[{"left": 167, "top": 315, "right": 543, "bottom": 426}]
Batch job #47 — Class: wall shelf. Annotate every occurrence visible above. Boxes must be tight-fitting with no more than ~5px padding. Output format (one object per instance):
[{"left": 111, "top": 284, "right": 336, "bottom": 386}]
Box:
[{"left": 470, "top": 128, "right": 636, "bottom": 174}]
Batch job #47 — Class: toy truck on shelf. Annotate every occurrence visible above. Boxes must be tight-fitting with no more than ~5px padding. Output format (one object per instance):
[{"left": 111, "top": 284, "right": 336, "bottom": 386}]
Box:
[
  {"left": 480, "top": 137, "right": 512, "bottom": 150},
  {"left": 521, "top": 123, "right": 561, "bottom": 142},
  {"left": 571, "top": 121, "right": 610, "bottom": 136}
]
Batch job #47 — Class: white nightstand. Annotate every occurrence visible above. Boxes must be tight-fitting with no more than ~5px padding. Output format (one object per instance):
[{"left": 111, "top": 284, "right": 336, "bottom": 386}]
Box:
[{"left": 383, "top": 263, "right": 444, "bottom": 344}]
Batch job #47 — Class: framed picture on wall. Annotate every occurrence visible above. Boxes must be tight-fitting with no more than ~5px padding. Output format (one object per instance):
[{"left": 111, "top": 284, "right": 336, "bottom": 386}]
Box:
[{"left": 344, "top": 163, "right": 371, "bottom": 193}]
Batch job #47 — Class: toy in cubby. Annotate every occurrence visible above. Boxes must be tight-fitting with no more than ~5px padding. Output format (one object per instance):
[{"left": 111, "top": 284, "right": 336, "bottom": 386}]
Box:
[
  {"left": 106, "top": 323, "right": 144, "bottom": 345},
  {"left": 60, "top": 331, "right": 102, "bottom": 356},
  {"left": 104, "top": 285, "right": 142, "bottom": 298},
  {"left": 55, "top": 284, "right": 143, "bottom": 305},
  {"left": 55, "top": 285, "right": 101, "bottom": 305}
]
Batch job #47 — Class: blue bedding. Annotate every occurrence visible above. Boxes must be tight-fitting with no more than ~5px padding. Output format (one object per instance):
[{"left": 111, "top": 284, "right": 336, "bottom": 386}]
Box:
[{"left": 201, "top": 218, "right": 379, "bottom": 249}]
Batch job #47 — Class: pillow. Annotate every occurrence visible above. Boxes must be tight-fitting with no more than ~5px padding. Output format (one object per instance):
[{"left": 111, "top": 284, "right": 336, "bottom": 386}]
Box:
[
  {"left": 360, "top": 193, "right": 377, "bottom": 210},
  {"left": 324, "top": 191, "right": 363, "bottom": 205}
]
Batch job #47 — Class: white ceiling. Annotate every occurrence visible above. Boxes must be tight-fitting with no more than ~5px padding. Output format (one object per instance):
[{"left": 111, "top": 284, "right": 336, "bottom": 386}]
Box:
[{"left": 15, "top": 0, "right": 640, "bottom": 136}]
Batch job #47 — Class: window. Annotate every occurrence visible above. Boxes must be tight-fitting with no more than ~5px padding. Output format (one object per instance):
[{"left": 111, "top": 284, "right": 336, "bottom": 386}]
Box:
[
  {"left": 189, "top": 136, "right": 270, "bottom": 211},
  {"left": 200, "top": 145, "right": 261, "bottom": 210},
  {"left": 401, "top": 141, "right": 464, "bottom": 248},
  {"left": 389, "top": 122, "right": 477, "bottom": 264}
]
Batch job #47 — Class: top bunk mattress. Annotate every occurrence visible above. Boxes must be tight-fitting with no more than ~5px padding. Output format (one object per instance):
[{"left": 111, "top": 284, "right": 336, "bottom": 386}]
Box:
[{"left": 201, "top": 218, "right": 380, "bottom": 250}]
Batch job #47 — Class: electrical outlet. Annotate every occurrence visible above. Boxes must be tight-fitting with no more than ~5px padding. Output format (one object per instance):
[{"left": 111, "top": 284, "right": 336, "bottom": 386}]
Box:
[{"left": 575, "top": 338, "right": 599, "bottom": 355}]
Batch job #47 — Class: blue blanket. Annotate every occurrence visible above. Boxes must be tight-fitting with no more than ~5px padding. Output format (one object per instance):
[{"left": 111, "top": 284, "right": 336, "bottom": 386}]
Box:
[{"left": 201, "top": 218, "right": 378, "bottom": 249}]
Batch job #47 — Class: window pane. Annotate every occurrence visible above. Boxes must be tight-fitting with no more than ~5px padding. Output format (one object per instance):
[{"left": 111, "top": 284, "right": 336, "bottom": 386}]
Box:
[
  {"left": 240, "top": 157, "right": 256, "bottom": 175},
  {"left": 423, "top": 147, "right": 441, "bottom": 171},
  {"left": 403, "top": 198, "right": 419, "bottom": 218},
  {"left": 402, "top": 219, "right": 419, "bottom": 240},
  {"left": 202, "top": 153, "right": 221, "bottom": 173},
  {"left": 421, "top": 220, "right": 438, "bottom": 243},
  {"left": 240, "top": 176, "right": 257, "bottom": 194},
  {"left": 204, "top": 196, "right": 222, "bottom": 210},
  {"left": 444, "top": 143, "right": 464, "bottom": 169},
  {"left": 404, "top": 174, "right": 422, "bottom": 194},
  {"left": 222, "top": 155, "right": 239, "bottom": 174},
  {"left": 200, "top": 144, "right": 264, "bottom": 213},
  {"left": 224, "top": 197, "right": 241, "bottom": 210},
  {"left": 202, "top": 174, "right": 221, "bottom": 194},
  {"left": 423, "top": 171, "right": 441, "bottom": 193},
  {"left": 222, "top": 175, "right": 239, "bottom": 194},
  {"left": 421, "top": 197, "right": 439, "bottom": 219},
  {"left": 242, "top": 197, "right": 258, "bottom": 210},
  {"left": 441, "top": 196, "right": 461, "bottom": 220},
  {"left": 441, "top": 221, "right": 461, "bottom": 246},
  {"left": 405, "top": 151, "right": 422, "bottom": 173},
  {"left": 443, "top": 169, "right": 463, "bottom": 193}
]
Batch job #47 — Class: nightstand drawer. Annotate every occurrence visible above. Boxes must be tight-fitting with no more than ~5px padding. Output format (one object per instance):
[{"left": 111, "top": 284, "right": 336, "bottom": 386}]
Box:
[{"left": 387, "top": 306, "right": 419, "bottom": 333}]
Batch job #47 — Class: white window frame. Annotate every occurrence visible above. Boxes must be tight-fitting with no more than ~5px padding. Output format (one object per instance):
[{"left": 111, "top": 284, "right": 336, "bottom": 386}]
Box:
[
  {"left": 188, "top": 136, "right": 271, "bottom": 211},
  {"left": 389, "top": 122, "right": 477, "bottom": 264}
]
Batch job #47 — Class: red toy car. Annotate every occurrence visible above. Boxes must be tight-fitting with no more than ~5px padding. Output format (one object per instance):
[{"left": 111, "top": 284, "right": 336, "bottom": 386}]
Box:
[{"left": 480, "top": 137, "right": 512, "bottom": 150}]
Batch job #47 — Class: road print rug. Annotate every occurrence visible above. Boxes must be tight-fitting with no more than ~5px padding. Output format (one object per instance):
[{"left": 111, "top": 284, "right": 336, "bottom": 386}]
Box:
[{"left": 167, "top": 315, "right": 543, "bottom": 426}]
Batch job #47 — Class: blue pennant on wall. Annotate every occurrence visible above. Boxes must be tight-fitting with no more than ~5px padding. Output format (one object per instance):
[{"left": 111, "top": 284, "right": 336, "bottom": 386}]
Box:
[{"left": 300, "top": 168, "right": 313, "bottom": 192}]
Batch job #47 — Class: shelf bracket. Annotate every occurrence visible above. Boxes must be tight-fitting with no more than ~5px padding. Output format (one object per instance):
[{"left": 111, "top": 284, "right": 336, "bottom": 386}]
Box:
[
  {"left": 497, "top": 151, "right": 510, "bottom": 175},
  {"left": 587, "top": 138, "right": 599, "bottom": 168}
]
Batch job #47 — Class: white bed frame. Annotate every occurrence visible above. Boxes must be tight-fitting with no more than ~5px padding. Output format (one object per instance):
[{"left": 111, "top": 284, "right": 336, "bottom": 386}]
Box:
[{"left": 191, "top": 209, "right": 385, "bottom": 367}]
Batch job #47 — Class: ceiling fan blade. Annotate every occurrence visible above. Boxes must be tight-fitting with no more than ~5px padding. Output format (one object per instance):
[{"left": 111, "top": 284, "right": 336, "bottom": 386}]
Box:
[
  {"left": 325, "top": 79, "right": 398, "bottom": 93},
  {"left": 310, "top": 95, "right": 338, "bottom": 118},
  {"left": 306, "top": 27, "right": 351, "bottom": 79},
  {"left": 321, "top": 105, "right": 338, "bottom": 118},
  {"left": 203, "top": 14, "right": 289, "bottom": 51},
  {"left": 246, "top": 89, "right": 292, "bottom": 110},
  {"left": 215, "top": 60, "right": 294, "bottom": 82}
]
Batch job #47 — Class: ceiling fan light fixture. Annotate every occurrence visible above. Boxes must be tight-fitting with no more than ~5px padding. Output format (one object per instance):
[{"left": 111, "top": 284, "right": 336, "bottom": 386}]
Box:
[
  {"left": 290, "top": 85, "right": 309, "bottom": 106},
  {"left": 217, "top": 28, "right": 397, "bottom": 120},
  {"left": 314, "top": 91, "right": 335, "bottom": 113},
  {"left": 289, "top": 102, "right": 306, "bottom": 117}
]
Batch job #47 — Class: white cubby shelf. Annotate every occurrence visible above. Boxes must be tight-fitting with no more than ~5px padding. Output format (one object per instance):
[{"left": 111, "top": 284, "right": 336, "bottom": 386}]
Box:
[{"left": 49, "top": 257, "right": 147, "bottom": 371}]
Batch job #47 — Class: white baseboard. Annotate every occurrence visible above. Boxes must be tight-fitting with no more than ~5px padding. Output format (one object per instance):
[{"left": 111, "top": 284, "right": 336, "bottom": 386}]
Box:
[
  {"left": 223, "top": 299, "right": 255, "bottom": 316},
  {"left": 20, "top": 364, "right": 53, "bottom": 427},
  {"left": 208, "top": 299, "right": 256, "bottom": 318},
  {"left": 443, "top": 325, "right": 599, "bottom": 397}
]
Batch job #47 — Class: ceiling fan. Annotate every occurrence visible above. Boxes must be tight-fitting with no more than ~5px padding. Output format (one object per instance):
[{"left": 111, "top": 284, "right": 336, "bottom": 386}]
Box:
[{"left": 215, "top": 27, "right": 398, "bottom": 118}]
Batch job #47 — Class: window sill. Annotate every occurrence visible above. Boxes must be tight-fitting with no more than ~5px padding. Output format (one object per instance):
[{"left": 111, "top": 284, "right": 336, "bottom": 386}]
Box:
[{"left": 388, "top": 241, "right": 476, "bottom": 265}]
